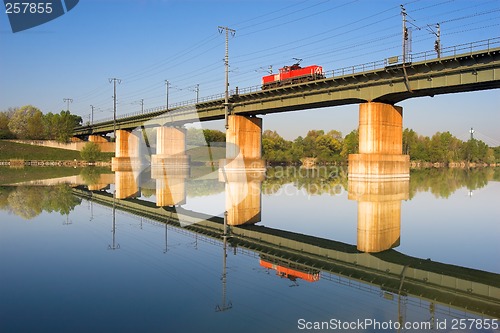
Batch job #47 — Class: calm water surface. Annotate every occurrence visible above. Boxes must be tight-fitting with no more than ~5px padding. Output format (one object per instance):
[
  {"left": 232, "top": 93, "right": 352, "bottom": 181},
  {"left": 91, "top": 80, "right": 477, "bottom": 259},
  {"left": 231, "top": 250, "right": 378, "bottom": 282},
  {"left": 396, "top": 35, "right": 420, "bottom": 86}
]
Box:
[{"left": 0, "top": 167, "right": 499, "bottom": 333}]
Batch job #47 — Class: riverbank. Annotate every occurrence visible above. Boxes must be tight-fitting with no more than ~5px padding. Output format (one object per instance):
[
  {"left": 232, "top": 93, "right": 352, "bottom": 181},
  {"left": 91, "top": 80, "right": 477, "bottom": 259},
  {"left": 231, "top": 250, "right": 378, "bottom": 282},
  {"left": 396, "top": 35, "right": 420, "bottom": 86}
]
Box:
[
  {"left": 0, "top": 140, "right": 114, "bottom": 164},
  {"left": 410, "top": 161, "right": 499, "bottom": 168},
  {"left": 0, "top": 160, "right": 111, "bottom": 167},
  {"left": 2, "top": 140, "right": 497, "bottom": 169}
]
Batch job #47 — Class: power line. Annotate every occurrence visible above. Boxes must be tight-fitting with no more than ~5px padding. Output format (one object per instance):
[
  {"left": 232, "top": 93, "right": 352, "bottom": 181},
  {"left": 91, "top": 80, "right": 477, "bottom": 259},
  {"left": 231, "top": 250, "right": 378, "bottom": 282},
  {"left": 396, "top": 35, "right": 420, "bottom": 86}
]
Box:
[
  {"left": 237, "top": 0, "right": 338, "bottom": 37},
  {"left": 440, "top": 8, "right": 500, "bottom": 24},
  {"left": 228, "top": 0, "right": 309, "bottom": 30}
]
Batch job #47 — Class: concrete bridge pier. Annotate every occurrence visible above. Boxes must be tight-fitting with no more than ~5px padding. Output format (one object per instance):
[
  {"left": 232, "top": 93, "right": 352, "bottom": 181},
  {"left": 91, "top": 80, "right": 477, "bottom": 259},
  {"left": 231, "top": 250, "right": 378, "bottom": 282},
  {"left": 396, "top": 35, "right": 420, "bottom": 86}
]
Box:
[
  {"left": 151, "top": 126, "right": 189, "bottom": 167},
  {"left": 149, "top": 126, "right": 190, "bottom": 207},
  {"left": 348, "top": 178, "right": 409, "bottom": 253},
  {"left": 218, "top": 115, "right": 266, "bottom": 225},
  {"left": 220, "top": 115, "right": 266, "bottom": 171},
  {"left": 88, "top": 135, "right": 108, "bottom": 143},
  {"left": 111, "top": 130, "right": 143, "bottom": 167},
  {"left": 87, "top": 135, "right": 115, "bottom": 153},
  {"left": 348, "top": 102, "right": 409, "bottom": 179}
]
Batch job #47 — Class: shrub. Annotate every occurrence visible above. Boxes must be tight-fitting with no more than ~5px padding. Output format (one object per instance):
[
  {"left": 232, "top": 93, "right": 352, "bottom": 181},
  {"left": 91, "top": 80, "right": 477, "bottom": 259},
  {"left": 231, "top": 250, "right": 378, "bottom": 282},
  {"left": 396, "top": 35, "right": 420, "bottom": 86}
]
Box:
[{"left": 80, "top": 142, "right": 102, "bottom": 163}]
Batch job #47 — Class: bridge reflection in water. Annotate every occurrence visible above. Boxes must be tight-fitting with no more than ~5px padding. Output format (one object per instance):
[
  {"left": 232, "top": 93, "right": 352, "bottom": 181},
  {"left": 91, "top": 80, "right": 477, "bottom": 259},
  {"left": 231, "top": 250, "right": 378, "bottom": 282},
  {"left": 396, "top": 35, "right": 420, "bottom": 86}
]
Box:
[{"left": 71, "top": 164, "right": 500, "bottom": 320}]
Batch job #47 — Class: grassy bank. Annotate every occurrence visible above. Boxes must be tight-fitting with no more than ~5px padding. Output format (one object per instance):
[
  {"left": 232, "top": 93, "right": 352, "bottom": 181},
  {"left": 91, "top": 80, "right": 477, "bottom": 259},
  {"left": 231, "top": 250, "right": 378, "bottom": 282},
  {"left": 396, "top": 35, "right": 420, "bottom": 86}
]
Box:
[{"left": 0, "top": 140, "right": 114, "bottom": 161}]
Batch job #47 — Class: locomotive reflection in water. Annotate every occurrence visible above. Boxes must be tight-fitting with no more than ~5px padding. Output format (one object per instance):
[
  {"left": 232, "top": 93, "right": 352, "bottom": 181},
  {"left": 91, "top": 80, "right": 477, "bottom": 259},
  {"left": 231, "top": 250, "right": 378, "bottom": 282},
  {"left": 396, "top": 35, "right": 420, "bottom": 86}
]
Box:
[{"left": 259, "top": 255, "right": 321, "bottom": 284}]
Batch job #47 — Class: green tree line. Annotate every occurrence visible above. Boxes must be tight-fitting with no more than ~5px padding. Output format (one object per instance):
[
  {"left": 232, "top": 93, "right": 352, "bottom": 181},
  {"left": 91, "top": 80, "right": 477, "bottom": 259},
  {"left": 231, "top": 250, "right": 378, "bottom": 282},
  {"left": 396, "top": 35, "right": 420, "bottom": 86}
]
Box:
[
  {"left": 262, "top": 128, "right": 498, "bottom": 164},
  {"left": 402, "top": 129, "right": 496, "bottom": 164},
  {"left": 186, "top": 128, "right": 226, "bottom": 145},
  {"left": 0, "top": 105, "right": 82, "bottom": 143}
]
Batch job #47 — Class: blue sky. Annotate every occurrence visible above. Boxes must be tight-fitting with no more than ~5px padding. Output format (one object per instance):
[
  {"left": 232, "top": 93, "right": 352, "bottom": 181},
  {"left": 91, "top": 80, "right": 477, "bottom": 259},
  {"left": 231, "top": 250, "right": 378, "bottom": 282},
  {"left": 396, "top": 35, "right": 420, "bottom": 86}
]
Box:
[{"left": 1, "top": 0, "right": 499, "bottom": 144}]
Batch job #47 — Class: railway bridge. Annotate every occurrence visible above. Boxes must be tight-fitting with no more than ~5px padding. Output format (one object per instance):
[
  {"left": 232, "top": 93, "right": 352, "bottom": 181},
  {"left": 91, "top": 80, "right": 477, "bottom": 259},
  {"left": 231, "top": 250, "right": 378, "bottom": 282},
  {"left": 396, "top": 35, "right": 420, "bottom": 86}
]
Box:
[{"left": 72, "top": 39, "right": 500, "bottom": 179}]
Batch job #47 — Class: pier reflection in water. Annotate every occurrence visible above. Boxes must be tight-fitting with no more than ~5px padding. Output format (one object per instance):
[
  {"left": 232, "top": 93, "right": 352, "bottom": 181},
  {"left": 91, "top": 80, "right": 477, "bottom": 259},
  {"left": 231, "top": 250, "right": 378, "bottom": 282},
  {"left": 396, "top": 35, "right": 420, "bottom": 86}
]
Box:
[
  {"left": 152, "top": 165, "right": 188, "bottom": 207},
  {"left": 348, "top": 178, "right": 409, "bottom": 253},
  {"left": 113, "top": 164, "right": 140, "bottom": 199},
  {"left": 220, "top": 169, "right": 264, "bottom": 226},
  {"left": 0, "top": 166, "right": 499, "bottom": 332}
]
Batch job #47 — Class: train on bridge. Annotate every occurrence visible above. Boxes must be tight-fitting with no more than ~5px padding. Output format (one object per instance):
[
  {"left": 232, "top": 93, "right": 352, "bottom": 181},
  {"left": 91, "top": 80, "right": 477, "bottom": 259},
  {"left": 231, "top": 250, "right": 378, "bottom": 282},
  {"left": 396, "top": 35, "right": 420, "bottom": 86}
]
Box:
[{"left": 262, "top": 61, "right": 324, "bottom": 89}]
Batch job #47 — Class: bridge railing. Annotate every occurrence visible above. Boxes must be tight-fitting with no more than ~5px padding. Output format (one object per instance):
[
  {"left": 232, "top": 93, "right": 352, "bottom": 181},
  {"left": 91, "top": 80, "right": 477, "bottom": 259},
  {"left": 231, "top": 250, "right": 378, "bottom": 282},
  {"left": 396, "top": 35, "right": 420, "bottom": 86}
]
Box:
[
  {"left": 410, "top": 36, "right": 500, "bottom": 62},
  {"left": 82, "top": 37, "right": 500, "bottom": 128},
  {"left": 328, "top": 59, "right": 389, "bottom": 77}
]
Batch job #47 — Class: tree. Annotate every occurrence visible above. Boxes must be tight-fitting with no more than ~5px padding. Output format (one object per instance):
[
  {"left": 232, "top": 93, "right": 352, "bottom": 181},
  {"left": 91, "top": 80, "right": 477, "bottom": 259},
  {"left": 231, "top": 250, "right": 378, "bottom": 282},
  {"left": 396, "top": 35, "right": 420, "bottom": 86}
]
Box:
[
  {"left": 8, "top": 105, "right": 44, "bottom": 139},
  {"left": 402, "top": 128, "right": 417, "bottom": 155},
  {"left": 340, "top": 129, "right": 358, "bottom": 159},
  {"left": 80, "top": 142, "right": 102, "bottom": 162},
  {"left": 42, "top": 112, "right": 58, "bottom": 140},
  {"left": 51, "top": 110, "right": 82, "bottom": 143},
  {"left": 492, "top": 146, "right": 500, "bottom": 163},
  {"left": 315, "top": 132, "right": 342, "bottom": 162},
  {"left": 262, "top": 130, "right": 292, "bottom": 163},
  {"left": 300, "top": 130, "right": 343, "bottom": 162},
  {"left": 302, "top": 130, "right": 323, "bottom": 157},
  {"left": 414, "top": 135, "right": 431, "bottom": 161},
  {"left": 203, "top": 129, "right": 225, "bottom": 143},
  {"left": 291, "top": 136, "right": 305, "bottom": 162},
  {"left": 0, "top": 112, "right": 15, "bottom": 139}
]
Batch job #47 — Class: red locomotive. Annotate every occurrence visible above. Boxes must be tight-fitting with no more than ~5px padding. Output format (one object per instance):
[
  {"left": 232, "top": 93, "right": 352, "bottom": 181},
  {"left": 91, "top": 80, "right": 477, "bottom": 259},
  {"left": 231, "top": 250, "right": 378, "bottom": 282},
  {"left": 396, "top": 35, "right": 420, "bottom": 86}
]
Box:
[{"left": 262, "top": 61, "right": 324, "bottom": 89}]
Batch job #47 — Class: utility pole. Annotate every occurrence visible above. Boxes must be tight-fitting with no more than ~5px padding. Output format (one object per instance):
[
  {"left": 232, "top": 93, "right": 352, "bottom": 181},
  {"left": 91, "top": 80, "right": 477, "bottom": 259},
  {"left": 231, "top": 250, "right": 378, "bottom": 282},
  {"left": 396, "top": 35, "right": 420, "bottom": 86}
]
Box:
[
  {"left": 164, "top": 211, "right": 173, "bottom": 253},
  {"left": 216, "top": 211, "right": 232, "bottom": 312},
  {"left": 435, "top": 23, "right": 441, "bottom": 58},
  {"left": 188, "top": 84, "right": 200, "bottom": 103},
  {"left": 108, "top": 191, "right": 120, "bottom": 250},
  {"left": 109, "top": 78, "right": 121, "bottom": 141},
  {"left": 400, "top": 5, "right": 413, "bottom": 92},
  {"left": 90, "top": 105, "right": 94, "bottom": 126},
  {"left": 165, "top": 80, "right": 170, "bottom": 110},
  {"left": 90, "top": 200, "right": 94, "bottom": 222},
  {"left": 63, "top": 213, "right": 72, "bottom": 225},
  {"left": 218, "top": 26, "right": 236, "bottom": 129},
  {"left": 401, "top": 5, "right": 409, "bottom": 64},
  {"left": 63, "top": 98, "right": 73, "bottom": 112},
  {"left": 470, "top": 127, "right": 475, "bottom": 140},
  {"left": 427, "top": 23, "right": 441, "bottom": 58},
  {"left": 140, "top": 98, "right": 144, "bottom": 113}
]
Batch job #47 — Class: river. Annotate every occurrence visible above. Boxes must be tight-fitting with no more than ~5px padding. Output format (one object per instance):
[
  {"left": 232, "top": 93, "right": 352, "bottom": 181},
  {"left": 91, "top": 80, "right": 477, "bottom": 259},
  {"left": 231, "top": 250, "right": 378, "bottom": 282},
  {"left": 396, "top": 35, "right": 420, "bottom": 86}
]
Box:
[{"left": 0, "top": 166, "right": 499, "bottom": 332}]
